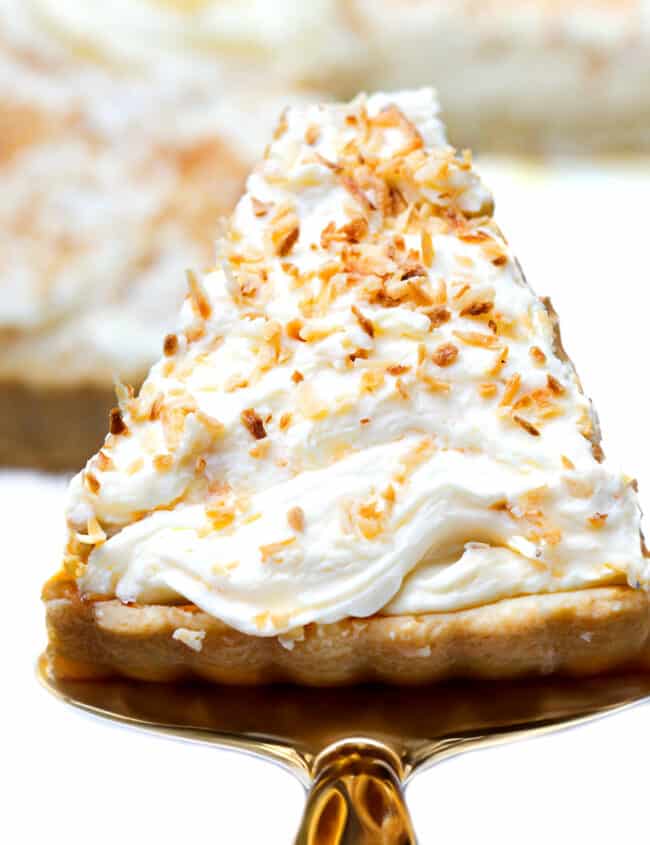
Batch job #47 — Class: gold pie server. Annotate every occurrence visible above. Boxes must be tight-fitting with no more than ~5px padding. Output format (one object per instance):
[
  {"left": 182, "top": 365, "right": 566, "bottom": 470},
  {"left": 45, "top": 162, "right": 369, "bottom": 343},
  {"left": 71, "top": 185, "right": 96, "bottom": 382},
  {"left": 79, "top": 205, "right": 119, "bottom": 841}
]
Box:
[{"left": 38, "top": 658, "right": 650, "bottom": 844}]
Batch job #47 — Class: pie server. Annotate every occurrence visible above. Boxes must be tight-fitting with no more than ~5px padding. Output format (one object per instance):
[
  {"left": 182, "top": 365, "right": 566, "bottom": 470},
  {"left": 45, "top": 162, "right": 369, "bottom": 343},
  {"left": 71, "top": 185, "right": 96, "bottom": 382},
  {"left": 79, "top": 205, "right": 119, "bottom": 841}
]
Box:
[{"left": 38, "top": 658, "right": 650, "bottom": 844}]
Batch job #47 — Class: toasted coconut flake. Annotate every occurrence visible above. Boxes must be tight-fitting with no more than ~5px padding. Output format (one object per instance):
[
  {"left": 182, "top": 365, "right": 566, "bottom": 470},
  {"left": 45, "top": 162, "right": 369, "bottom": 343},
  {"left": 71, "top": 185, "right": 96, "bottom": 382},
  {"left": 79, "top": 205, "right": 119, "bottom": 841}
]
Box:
[
  {"left": 565, "top": 477, "right": 594, "bottom": 498},
  {"left": 241, "top": 408, "right": 267, "bottom": 440},
  {"left": 271, "top": 211, "right": 300, "bottom": 257},
  {"left": 273, "top": 109, "right": 288, "bottom": 140},
  {"left": 186, "top": 269, "right": 212, "bottom": 320},
  {"left": 195, "top": 410, "right": 225, "bottom": 439},
  {"left": 486, "top": 346, "right": 509, "bottom": 377},
  {"left": 490, "top": 499, "right": 509, "bottom": 512},
  {"left": 109, "top": 407, "right": 128, "bottom": 436},
  {"left": 420, "top": 230, "right": 434, "bottom": 267},
  {"left": 153, "top": 454, "right": 174, "bottom": 473},
  {"left": 341, "top": 174, "right": 375, "bottom": 212},
  {"left": 304, "top": 124, "right": 320, "bottom": 145},
  {"left": 113, "top": 379, "right": 133, "bottom": 411},
  {"left": 432, "top": 342, "right": 458, "bottom": 367},
  {"left": 340, "top": 217, "right": 369, "bottom": 244},
  {"left": 349, "top": 348, "right": 370, "bottom": 363},
  {"left": 420, "top": 373, "right": 451, "bottom": 394},
  {"left": 387, "top": 364, "right": 410, "bottom": 376},
  {"left": 84, "top": 471, "right": 100, "bottom": 494},
  {"left": 314, "top": 152, "right": 342, "bottom": 173},
  {"left": 254, "top": 611, "right": 271, "bottom": 631},
  {"left": 373, "top": 104, "right": 424, "bottom": 155},
  {"left": 351, "top": 305, "right": 375, "bottom": 337},
  {"left": 529, "top": 346, "right": 546, "bottom": 365},
  {"left": 127, "top": 457, "right": 144, "bottom": 476},
  {"left": 395, "top": 377, "right": 410, "bottom": 399},
  {"left": 76, "top": 516, "right": 106, "bottom": 546},
  {"left": 547, "top": 374, "right": 565, "bottom": 395},
  {"left": 185, "top": 322, "right": 206, "bottom": 344},
  {"left": 453, "top": 330, "right": 500, "bottom": 349},
  {"left": 561, "top": 455, "right": 575, "bottom": 470},
  {"left": 382, "top": 485, "right": 396, "bottom": 504},
  {"left": 588, "top": 512, "right": 608, "bottom": 528},
  {"left": 287, "top": 506, "right": 305, "bottom": 533},
  {"left": 172, "top": 628, "right": 205, "bottom": 653},
  {"left": 286, "top": 319, "right": 305, "bottom": 341},
  {"left": 452, "top": 283, "right": 470, "bottom": 302},
  {"left": 478, "top": 382, "right": 498, "bottom": 399},
  {"left": 163, "top": 333, "right": 179, "bottom": 356},
  {"left": 456, "top": 255, "right": 474, "bottom": 269},
  {"left": 356, "top": 500, "right": 387, "bottom": 540},
  {"left": 224, "top": 375, "right": 249, "bottom": 392},
  {"left": 297, "top": 383, "right": 329, "bottom": 419},
  {"left": 205, "top": 500, "right": 236, "bottom": 531},
  {"left": 360, "top": 368, "right": 385, "bottom": 394},
  {"left": 279, "top": 412, "right": 292, "bottom": 431},
  {"left": 292, "top": 370, "right": 304, "bottom": 384},
  {"left": 195, "top": 456, "right": 207, "bottom": 475},
  {"left": 460, "top": 301, "right": 493, "bottom": 318},
  {"left": 426, "top": 306, "right": 451, "bottom": 329},
  {"left": 395, "top": 437, "right": 435, "bottom": 483},
  {"left": 250, "top": 439, "right": 271, "bottom": 459},
  {"left": 149, "top": 394, "right": 165, "bottom": 421},
  {"left": 482, "top": 241, "right": 509, "bottom": 266},
  {"left": 96, "top": 450, "right": 114, "bottom": 472},
  {"left": 499, "top": 373, "right": 521, "bottom": 407},
  {"left": 260, "top": 537, "right": 296, "bottom": 563},
  {"left": 251, "top": 197, "right": 271, "bottom": 217},
  {"left": 432, "top": 278, "right": 447, "bottom": 305},
  {"left": 513, "top": 415, "right": 541, "bottom": 437}
]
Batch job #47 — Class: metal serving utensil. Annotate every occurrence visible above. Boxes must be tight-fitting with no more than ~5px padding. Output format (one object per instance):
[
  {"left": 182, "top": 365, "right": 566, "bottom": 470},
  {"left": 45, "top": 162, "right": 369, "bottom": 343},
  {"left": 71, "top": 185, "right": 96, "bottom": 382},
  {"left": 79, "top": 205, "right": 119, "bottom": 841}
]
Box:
[{"left": 38, "top": 658, "right": 650, "bottom": 844}]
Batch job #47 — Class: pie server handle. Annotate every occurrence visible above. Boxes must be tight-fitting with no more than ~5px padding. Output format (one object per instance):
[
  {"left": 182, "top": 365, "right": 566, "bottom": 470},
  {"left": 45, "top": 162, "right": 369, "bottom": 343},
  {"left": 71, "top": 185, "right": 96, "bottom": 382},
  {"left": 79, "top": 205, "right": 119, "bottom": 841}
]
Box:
[{"left": 293, "top": 740, "right": 417, "bottom": 844}]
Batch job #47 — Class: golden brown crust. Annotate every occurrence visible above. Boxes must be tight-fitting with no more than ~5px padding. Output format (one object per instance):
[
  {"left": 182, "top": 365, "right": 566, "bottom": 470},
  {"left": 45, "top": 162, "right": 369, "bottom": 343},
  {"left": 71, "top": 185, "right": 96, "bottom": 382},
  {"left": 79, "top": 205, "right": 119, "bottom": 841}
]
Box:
[
  {"left": 0, "top": 381, "right": 118, "bottom": 471},
  {"left": 43, "top": 578, "right": 650, "bottom": 686}
]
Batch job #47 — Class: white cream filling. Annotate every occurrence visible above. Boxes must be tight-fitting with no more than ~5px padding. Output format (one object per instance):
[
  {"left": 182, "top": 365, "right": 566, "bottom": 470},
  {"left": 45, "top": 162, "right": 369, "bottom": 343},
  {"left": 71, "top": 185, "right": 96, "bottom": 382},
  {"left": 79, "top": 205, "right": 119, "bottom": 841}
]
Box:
[
  {"left": 79, "top": 440, "right": 641, "bottom": 635},
  {"left": 71, "top": 89, "right": 648, "bottom": 635}
]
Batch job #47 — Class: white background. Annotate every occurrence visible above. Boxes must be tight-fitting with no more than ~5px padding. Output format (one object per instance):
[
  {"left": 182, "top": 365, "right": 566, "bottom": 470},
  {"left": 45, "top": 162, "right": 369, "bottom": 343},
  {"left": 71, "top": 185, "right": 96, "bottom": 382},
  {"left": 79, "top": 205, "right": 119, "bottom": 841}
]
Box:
[{"left": 4, "top": 158, "right": 650, "bottom": 843}]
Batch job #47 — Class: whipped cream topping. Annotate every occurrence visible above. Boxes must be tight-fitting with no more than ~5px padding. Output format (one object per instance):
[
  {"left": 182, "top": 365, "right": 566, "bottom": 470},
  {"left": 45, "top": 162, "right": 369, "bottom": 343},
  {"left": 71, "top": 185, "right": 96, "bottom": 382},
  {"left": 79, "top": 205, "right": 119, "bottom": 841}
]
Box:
[{"left": 69, "top": 89, "right": 648, "bottom": 636}]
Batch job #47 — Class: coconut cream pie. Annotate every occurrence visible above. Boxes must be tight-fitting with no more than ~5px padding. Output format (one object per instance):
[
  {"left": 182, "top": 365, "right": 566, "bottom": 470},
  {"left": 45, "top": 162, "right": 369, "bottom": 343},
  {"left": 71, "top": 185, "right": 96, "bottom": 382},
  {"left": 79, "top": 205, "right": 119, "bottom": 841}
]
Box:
[
  {"left": 0, "top": 2, "right": 304, "bottom": 469},
  {"left": 43, "top": 89, "right": 650, "bottom": 683}
]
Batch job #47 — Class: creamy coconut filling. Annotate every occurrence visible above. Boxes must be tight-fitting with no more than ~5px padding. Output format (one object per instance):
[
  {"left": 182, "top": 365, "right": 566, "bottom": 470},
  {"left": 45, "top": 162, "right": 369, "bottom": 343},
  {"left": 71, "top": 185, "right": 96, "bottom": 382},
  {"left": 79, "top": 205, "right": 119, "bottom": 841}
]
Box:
[{"left": 68, "top": 89, "right": 648, "bottom": 636}]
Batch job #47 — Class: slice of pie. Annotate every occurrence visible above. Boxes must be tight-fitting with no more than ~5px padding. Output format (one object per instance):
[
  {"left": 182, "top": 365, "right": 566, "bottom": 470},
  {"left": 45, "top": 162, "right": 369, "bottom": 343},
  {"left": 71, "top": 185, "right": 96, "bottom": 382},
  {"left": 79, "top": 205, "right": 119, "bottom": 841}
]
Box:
[{"left": 43, "top": 89, "right": 650, "bottom": 685}]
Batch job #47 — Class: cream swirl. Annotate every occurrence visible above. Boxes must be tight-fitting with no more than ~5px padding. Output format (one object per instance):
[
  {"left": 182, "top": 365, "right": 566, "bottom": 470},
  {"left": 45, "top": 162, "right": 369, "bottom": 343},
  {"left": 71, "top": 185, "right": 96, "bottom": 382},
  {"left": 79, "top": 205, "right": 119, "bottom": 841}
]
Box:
[{"left": 69, "top": 89, "right": 648, "bottom": 636}]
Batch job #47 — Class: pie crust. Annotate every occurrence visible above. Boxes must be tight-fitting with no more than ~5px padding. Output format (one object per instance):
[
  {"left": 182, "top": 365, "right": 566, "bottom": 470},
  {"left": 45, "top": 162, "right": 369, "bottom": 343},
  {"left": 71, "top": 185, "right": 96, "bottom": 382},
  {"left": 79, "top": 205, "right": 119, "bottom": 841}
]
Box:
[
  {"left": 0, "top": 382, "right": 115, "bottom": 471},
  {"left": 43, "top": 576, "right": 650, "bottom": 685}
]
